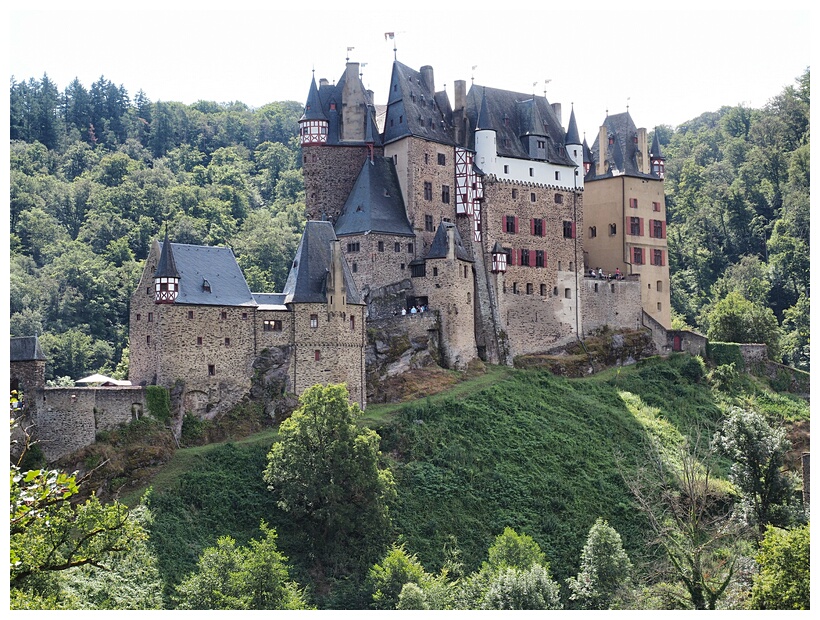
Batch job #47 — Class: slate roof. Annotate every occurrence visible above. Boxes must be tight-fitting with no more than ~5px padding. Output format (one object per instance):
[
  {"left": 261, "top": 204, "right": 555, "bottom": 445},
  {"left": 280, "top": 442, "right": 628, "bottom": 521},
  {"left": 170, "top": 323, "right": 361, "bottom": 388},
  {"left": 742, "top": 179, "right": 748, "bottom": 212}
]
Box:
[
  {"left": 565, "top": 107, "right": 581, "bottom": 145},
  {"left": 334, "top": 156, "right": 414, "bottom": 237},
  {"left": 425, "top": 221, "right": 472, "bottom": 262},
  {"left": 154, "top": 230, "right": 180, "bottom": 279},
  {"left": 465, "top": 85, "right": 576, "bottom": 166},
  {"left": 586, "top": 112, "right": 658, "bottom": 181},
  {"left": 650, "top": 131, "right": 664, "bottom": 159},
  {"left": 282, "top": 221, "right": 364, "bottom": 305},
  {"left": 158, "top": 242, "right": 256, "bottom": 307},
  {"left": 382, "top": 61, "right": 456, "bottom": 146},
  {"left": 252, "top": 293, "right": 288, "bottom": 310},
  {"left": 299, "top": 75, "right": 328, "bottom": 122},
  {"left": 10, "top": 336, "right": 47, "bottom": 362}
]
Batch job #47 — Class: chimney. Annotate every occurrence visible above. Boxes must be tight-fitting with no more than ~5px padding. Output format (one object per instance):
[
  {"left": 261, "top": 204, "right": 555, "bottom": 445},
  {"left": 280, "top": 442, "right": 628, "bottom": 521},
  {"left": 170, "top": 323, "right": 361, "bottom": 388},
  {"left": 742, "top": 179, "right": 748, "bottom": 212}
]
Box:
[
  {"left": 328, "top": 239, "right": 346, "bottom": 312},
  {"left": 366, "top": 89, "right": 374, "bottom": 105},
  {"left": 446, "top": 225, "right": 455, "bottom": 261},
  {"left": 551, "top": 103, "right": 562, "bottom": 126},
  {"left": 637, "top": 127, "right": 649, "bottom": 174},
  {"left": 319, "top": 78, "right": 329, "bottom": 87},
  {"left": 597, "top": 125, "right": 608, "bottom": 177},
  {"left": 420, "top": 65, "right": 435, "bottom": 94},
  {"left": 454, "top": 80, "right": 466, "bottom": 114}
]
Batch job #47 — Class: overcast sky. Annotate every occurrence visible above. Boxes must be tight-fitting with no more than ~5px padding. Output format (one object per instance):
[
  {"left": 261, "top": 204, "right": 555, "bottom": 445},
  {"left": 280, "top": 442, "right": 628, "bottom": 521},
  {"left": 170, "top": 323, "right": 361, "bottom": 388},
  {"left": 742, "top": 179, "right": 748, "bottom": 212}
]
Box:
[{"left": 7, "top": 0, "right": 812, "bottom": 138}]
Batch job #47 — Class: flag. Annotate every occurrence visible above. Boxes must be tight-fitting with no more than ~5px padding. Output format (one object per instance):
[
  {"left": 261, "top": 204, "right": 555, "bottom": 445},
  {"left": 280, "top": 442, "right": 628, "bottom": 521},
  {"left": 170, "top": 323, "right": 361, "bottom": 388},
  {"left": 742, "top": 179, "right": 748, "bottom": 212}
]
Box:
[
  {"left": 347, "top": 46, "right": 355, "bottom": 52},
  {"left": 385, "top": 32, "right": 394, "bottom": 40}
]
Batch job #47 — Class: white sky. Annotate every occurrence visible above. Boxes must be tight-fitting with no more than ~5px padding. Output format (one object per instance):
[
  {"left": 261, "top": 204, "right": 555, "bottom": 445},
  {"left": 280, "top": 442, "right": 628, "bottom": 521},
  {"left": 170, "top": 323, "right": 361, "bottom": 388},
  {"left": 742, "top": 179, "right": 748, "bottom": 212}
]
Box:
[{"left": 5, "top": 0, "right": 813, "bottom": 137}]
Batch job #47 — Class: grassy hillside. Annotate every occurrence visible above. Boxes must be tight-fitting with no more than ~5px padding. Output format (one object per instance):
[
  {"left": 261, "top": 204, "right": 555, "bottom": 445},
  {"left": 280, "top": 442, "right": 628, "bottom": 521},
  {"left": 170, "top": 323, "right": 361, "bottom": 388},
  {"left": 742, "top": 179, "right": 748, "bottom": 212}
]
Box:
[{"left": 129, "top": 354, "right": 808, "bottom": 607}]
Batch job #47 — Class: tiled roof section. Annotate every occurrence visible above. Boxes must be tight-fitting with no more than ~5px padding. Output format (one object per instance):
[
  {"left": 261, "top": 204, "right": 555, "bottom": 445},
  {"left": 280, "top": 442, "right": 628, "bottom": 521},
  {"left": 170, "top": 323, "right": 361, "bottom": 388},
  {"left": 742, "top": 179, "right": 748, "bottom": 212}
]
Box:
[
  {"left": 154, "top": 230, "right": 180, "bottom": 279},
  {"left": 10, "top": 336, "right": 47, "bottom": 362},
  {"left": 282, "top": 221, "right": 363, "bottom": 305},
  {"left": 425, "top": 221, "right": 472, "bottom": 262},
  {"left": 159, "top": 242, "right": 256, "bottom": 307},
  {"left": 477, "top": 90, "right": 494, "bottom": 131},
  {"left": 583, "top": 138, "right": 593, "bottom": 165},
  {"left": 308, "top": 70, "right": 380, "bottom": 146},
  {"left": 382, "top": 61, "right": 456, "bottom": 145},
  {"left": 587, "top": 112, "right": 657, "bottom": 180},
  {"left": 650, "top": 131, "right": 664, "bottom": 159},
  {"left": 335, "top": 156, "right": 414, "bottom": 237},
  {"left": 464, "top": 85, "right": 576, "bottom": 166},
  {"left": 300, "top": 75, "right": 328, "bottom": 122},
  {"left": 565, "top": 107, "right": 581, "bottom": 145}
]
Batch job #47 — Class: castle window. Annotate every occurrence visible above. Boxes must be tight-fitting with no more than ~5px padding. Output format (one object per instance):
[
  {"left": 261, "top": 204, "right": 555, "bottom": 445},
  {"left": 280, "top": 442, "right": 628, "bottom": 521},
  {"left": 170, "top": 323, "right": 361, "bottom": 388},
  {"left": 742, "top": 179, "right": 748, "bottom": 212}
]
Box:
[
  {"left": 197, "top": 336, "right": 202, "bottom": 345},
  {"left": 512, "top": 282, "right": 519, "bottom": 294},
  {"left": 433, "top": 267, "right": 439, "bottom": 276},
  {"left": 425, "top": 215, "right": 434, "bottom": 232},
  {"left": 347, "top": 242, "right": 360, "bottom": 252},
  {"left": 221, "top": 310, "right": 227, "bottom": 320},
  {"left": 399, "top": 115, "right": 403, "bottom": 123},
  {"left": 407, "top": 243, "right": 413, "bottom": 253},
  {"left": 136, "top": 313, "right": 141, "bottom": 321},
  {"left": 208, "top": 364, "right": 215, "bottom": 376},
  {"left": 526, "top": 283, "right": 533, "bottom": 295},
  {"left": 467, "top": 292, "right": 471, "bottom": 303},
  {"left": 633, "top": 247, "right": 644, "bottom": 264},
  {"left": 242, "top": 312, "right": 248, "bottom": 320},
  {"left": 629, "top": 217, "right": 642, "bottom": 236},
  {"left": 511, "top": 189, "right": 518, "bottom": 199},
  {"left": 441, "top": 185, "right": 450, "bottom": 203},
  {"left": 378, "top": 241, "right": 384, "bottom": 252},
  {"left": 350, "top": 316, "right": 355, "bottom": 331},
  {"left": 148, "top": 312, "right": 153, "bottom": 322},
  {"left": 555, "top": 194, "right": 563, "bottom": 204},
  {"left": 411, "top": 262, "right": 426, "bottom": 277},
  {"left": 224, "top": 337, "right": 231, "bottom": 346},
  {"left": 594, "top": 283, "right": 599, "bottom": 292},
  {"left": 464, "top": 265, "right": 469, "bottom": 278},
  {"left": 505, "top": 215, "right": 518, "bottom": 234},
  {"left": 424, "top": 152, "right": 428, "bottom": 163},
  {"left": 555, "top": 171, "right": 560, "bottom": 181},
  {"left": 531, "top": 218, "right": 544, "bottom": 237},
  {"left": 563, "top": 221, "right": 576, "bottom": 239},
  {"left": 504, "top": 165, "right": 509, "bottom": 174},
  {"left": 537, "top": 140, "right": 545, "bottom": 149},
  {"left": 437, "top": 153, "right": 446, "bottom": 165},
  {"left": 424, "top": 182, "right": 433, "bottom": 201},
  {"left": 657, "top": 302, "right": 662, "bottom": 311},
  {"left": 395, "top": 242, "right": 401, "bottom": 252},
  {"left": 147, "top": 287, "right": 151, "bottom": 295},
  {"left": 629, "top": 198, "right": 638, "bottom": 209},
  {"left": 314, "top": 350, "right": 321, "bottom": 361},
  {"left": 520, "top": 249, "right": 530, "bottom": 266},
  {"left": 529, "top": 167, "right": 534, "bottom": 177},
  {"left": 589, "top": 226, "right": 597, "bottom": 238},
  {"left": 146, "top": 335, "right": 151, "bottom": 345},
  {"left": 611, "top": 282, "right": 615, "bottom": 292},
  {"left": 312, "top": 154, "right": 318, "bottom": 162},
  {"left": 653, "top": 201, "right": 661, "bottom": 212},
  {"left": 553, "top": 286, "right": 558, "bottom": 296},
  {"left": 264, "top": 320, "right": 282, "bottom": 332},
  {"left": 609, "top": 223, "right": 617, "bottom": 236},
  {"left": 352, "top": 263, "right": 358, "bottom": 273},
  {"left": 188, "top": 310, "right": 194, "bottom": 319},
  {"left": 535, "top": 250, "right": 545, "bottom": 267},
  {"left": 652, "top": 219, "right": 665, "bottom": 239},
  {"left": 310, "top": 314, "right": 318, "bottom": 329},
  {"left": 540, "top": 284, "right": 546, "bottom": 296},
  {"left": 530, "top": 193, "right": 536, "bottom": 202},
  {"left": 652, "top": 249, "right": 665, "bottom": 266},
  {"left": 564, "top": 288, "right": 571, "bottom": 299},
  {"left": 400, "top": 263, "right": 405, "bottom": 270},
  {"left": 657, "top": 280, "right": 663, "bottom": 291}
]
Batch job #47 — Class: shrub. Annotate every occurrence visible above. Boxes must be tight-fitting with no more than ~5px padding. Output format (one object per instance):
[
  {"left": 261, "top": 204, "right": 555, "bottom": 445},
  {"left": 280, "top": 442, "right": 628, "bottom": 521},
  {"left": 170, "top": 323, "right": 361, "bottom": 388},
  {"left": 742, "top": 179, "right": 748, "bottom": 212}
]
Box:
[{"left": 145, "top": 386, "right": 171, "bottom": 422}]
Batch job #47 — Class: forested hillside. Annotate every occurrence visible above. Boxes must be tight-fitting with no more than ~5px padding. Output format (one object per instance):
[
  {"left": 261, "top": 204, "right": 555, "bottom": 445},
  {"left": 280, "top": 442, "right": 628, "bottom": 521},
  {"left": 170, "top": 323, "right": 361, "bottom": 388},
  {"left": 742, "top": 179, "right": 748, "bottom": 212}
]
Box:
[{"left": 9, "top": 69, "right": 810, "bottom": 380}]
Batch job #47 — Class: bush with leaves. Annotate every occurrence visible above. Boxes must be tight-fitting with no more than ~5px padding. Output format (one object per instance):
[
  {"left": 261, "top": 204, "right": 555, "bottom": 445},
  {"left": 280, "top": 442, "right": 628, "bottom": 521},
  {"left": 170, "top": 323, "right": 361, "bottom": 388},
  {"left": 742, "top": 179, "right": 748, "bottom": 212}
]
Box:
[
  {"left": 566, "top": 517, "right": 633, "bottom": 609},
  {"left": 750, "top": 524, "right": 810, "bottom": 610}
]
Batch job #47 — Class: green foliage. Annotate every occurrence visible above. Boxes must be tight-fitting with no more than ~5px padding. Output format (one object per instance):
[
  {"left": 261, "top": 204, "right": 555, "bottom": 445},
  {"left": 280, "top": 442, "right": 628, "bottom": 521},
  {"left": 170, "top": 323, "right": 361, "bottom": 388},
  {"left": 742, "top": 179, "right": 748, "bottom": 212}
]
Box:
[
  {"left": 173, "top": 523, "right": 309, "bottom": 610},
  {"left": 367, "top": 544, "right": 430, "bottom": 609},
  {"left": 10, "top": 465, "right": 148, "bottom": 607},
  {"left": 714, "top": 407, "right": 798, "bottom": 532},
  {"left": 750, "top": 524, "right": 810, "bottom": 610},
  {"left": 481, "top": 564, "right": 562, "bottom": 610},
  {"left": 705, "top": 292, "right": 781, "bottom": 358},
  {"left": 486, "top": 527, "right": 548, "bottom": 572},
  {"left": 180, "top": 412, "right": 208, "bottom": 446},
  {"left": 566, "top": 517, "right": 633, "bottom": 609},
  {"left": 707, "top": 342, "right": 745, "bottom": 368},
  {"left": 264, "top": 384, "right": 396, "bottom": 577},
  {"left": 145, "top": 385, "right": 171, "bottom": 422}
]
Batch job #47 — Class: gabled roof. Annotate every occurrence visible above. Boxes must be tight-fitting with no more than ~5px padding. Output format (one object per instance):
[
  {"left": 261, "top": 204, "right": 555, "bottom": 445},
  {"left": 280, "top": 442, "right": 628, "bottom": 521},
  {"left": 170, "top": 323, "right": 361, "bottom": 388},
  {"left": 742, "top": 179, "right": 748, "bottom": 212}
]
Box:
[
  {"left": 464, "top": 85, "right": 576, "bottom": 165},
  {"left": 10, "top": 336, "right": 47, "bottom": 362},
  {"left": 303, "top": 70, "right": 381, "bottom": 146},
  {"left": 382, "top": 61, "right": 456, "bottom": 146},
  {"left": 282, "top": 221, "right": 363, "bottom": 305},
  {"left": 158, "top": 242, "right": 256, "bottom": 307},
  {"left": 586, "top": 111, "right": 658, "bottom": 181},
  {"left": 425, "top": 221, "right": 472, "bottom": 262},
  {"left": 334, "top": 156, "right": 414, "bottom": 237}
]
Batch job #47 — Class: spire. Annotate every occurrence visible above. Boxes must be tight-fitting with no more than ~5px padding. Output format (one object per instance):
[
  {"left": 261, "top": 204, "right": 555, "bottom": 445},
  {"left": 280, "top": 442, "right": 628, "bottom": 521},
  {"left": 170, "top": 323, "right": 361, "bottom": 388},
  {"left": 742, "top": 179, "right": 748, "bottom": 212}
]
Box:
[
  {"left": 650, "top": 130, "right": 664, "bottom": 159},
  {"left": 154, "top": 228, "right": 179, "bottom": 279},
  {"left": 476, "top": 88, "right": 494, "bottom": 131},
  {"left": 299, "top": 74, "right": 327, "bottom": 122},
  {"left": 565, "top": 106, "right": 581, "bottom": 146}
]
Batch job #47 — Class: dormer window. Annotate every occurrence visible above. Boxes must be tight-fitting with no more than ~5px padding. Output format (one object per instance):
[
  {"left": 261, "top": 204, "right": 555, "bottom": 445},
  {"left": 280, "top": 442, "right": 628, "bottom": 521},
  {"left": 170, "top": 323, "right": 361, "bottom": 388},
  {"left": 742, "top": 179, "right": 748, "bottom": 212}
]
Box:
[{"left": 202, "top": 278, "right": 211, "bottom": 292}]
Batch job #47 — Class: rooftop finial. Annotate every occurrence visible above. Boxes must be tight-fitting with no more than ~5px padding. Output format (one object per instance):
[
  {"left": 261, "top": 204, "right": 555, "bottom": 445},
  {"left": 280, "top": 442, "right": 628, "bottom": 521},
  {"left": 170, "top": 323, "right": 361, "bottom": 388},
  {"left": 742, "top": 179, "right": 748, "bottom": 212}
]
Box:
[
  {"left": 471, "top": 65, "right": 478, "bottom": 85},
  {"left": 384, "top": 32, "right": 397, "bottom": 61},
  {"left": 346, "top": 46, "right": 354, "bottom": 62}
]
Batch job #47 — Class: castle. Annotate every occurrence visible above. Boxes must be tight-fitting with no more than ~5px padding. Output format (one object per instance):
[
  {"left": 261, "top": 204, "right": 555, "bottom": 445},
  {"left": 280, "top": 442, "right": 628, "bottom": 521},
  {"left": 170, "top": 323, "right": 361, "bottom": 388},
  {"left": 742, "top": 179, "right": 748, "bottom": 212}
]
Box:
[{"left": 125, "top": 57, "right": 671, "bottom": 416}]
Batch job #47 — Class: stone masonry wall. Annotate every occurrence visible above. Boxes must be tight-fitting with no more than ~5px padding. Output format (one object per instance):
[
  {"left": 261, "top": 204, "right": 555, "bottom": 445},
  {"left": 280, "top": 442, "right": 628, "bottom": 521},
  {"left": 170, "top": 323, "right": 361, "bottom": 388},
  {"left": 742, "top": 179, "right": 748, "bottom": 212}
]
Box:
[
  {"left": 303, "top": 144, "right": 380, "bottom": 222},
  {"left": 29, "top": 387, "right": 148, "bottom": 463},
  {"left": 341, "top": 233, "right": 415, "bottom": 297},
  {"left": 581, "top": 275, "right": 643, "bottom": 335}
]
